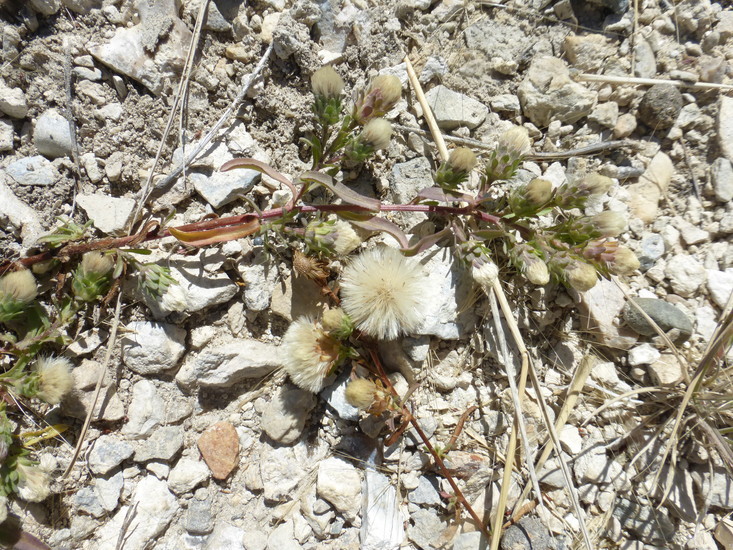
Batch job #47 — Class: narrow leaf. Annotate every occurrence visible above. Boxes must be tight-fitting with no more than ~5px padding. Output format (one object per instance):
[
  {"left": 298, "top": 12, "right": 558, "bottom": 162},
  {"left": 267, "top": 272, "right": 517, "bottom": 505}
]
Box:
[
  {"left": 169, "top": 219, "right": 261, "bottom": 247},
  {"left": 401, "top": 228, "right": 453, "bottom": 256},
  {"left": 220, "top": 158, "right": 298, "bottom": 200},
  {"left": 300, "top": 171, "right": 381, "bottom": 212},
  {"left": 348, "top": 216, "right": 409, "bottom": 249},
  {"left": 412, "top": 186, "right": 475, "bottom": 204}
]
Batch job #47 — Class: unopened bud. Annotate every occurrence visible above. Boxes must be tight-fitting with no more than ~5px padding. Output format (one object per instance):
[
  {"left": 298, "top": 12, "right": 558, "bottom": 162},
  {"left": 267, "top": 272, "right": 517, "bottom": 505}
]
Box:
[
  {"left": 525, "top": 178, "right": 553, "bottom": 205},
  {"left": 448, "top": 147, "right": 477, "bottom": 174},
  {"left": 584, "top": 173, "right": 614, "bottom": 196},
  {"left": 73, "top": 252, "right": 115, "bottom": 302},
  {"left": 555, "top": 173, "right": 615, "bottom": 209},
  {"left": 592, "top": 211, "right": 626, "bottom": 238},
  {"left": 485, "top": 126, "right": 530, "bottom": 183},
  {"left": 311, "top": 66, "right": 344, "bottom": 99},
  {"left": 321, "top": 307, "right": 354, "bottom": 340},
  {"left": 360, "top": 118, "right": 393, "bottom": 151},
  {"left": 565, "top": 261, "right": 598, "bottom": 292},
  {"left": 607, "top": 246, "right": 640, "bottom": 275},
  {"left": 0, "top": 269, "right": 37, "bottom": 323},
  {"left": 510, "top": 243, "right": 549, "bottom": 286},
  {"left": 80, "top": 251, "right": 114, "bottom": 276},
  {"left": 345, "top": 378, "right": 378, "bottom": 409}
]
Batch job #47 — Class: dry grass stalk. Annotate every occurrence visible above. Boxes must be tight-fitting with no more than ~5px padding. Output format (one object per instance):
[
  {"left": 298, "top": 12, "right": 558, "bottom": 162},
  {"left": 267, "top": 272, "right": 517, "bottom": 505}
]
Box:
[{"left": 576, "top": 73, "right": 733, "bottom": 91}]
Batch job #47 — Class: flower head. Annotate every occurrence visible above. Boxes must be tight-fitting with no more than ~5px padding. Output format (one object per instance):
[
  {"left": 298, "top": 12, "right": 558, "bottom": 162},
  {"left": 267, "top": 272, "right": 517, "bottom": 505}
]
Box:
[
  {"left": 281, "top": 317, "right": 344, "bottom": 393},
  {"left": 555, "top": 173, "right": 614, "bottom": 209},
  {"left": 448, "top": 147, "right": 477, "bottom": 174},
  {"left": 159, "top": 281, "right": 187, "bottom": 313},
  {"left": 321, "top": 307, "right": 354, "bottom": 340},
  {"left": 524, "top": 178, "right": 553, "bottom": 206},
  {"left": 510, "top": 243, "right": 550, "bottom": 286},
  {"left": 34, "top": 356, "right": 73, "bottom": 404},
  {"left": 345, "top": 378, "right": 378, "bottom": 409},
  {"left": 607, "top": 246, "right": 640, "bottom": 275},
  {"left": 485, "top": 126, "right": 531, "bottom": 183},
  {"left": 311, "top": 66, "right": 344, "bottom": 99},
  {"left": 340, "top": 246, "right": 426, "bottom": 340},
  {"left": 0, "top": 269, "right": 37, "bottom": 323},
  {"left": 16, "top": 456, "right": 54, "bottom": 502},
  {"left": 73, "top": 252, "right": 115, "bottom": 302},
  {"left": 591, "top": 211, "right": 627, "bottom": 238},
  {"left": 353, "top": 74, "right": 402, "bottom": 123},
  {"left": 565, "top": 260, "right": 598, "bottom": 292},
  {"left": 359, "top": 118, "right": 393, "bottom": 151}
]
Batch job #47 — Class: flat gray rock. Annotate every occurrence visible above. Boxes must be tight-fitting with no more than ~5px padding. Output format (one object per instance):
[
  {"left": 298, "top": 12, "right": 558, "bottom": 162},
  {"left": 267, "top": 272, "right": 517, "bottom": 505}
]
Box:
[
  {"left": 191, "top": 169, "right": 260, "bottom": 209},
  {"left": 121, "top": 321, "right": 186, "bottom": 375},
  {"left": 122, "top": 379, "right": 165, "bottom": 438},
  {"left": 0, "top": 81, "right": 28, "bottom": 118},
  {"left": 77, "top": 193, "right": 136, "bottom": 235},
  {"left": 407, "top": 508, "right": 449, "bottom": 550},
  {"left": 6, "top": 155, "right": 58, "bottom": 186},
  {"left": 622, "top": 297, "right": 693, "bottom": 342},
  {"left": 133, "top": 425, "right": 184, "bottom": 462},
  {"left": 88, "top": 434, "right": 133, "bottom": 475},
  {"left": 34, "top": 109, "right": 73, "bottom": 158},
  {"left": 261, "top": 385, "right": 317, "bottom": 444},
  {"left": 176, "top": 339, "right": 281, "bottom": 388},
  {"left": 712, "top": 157, "right": 733, "bottom": 203},
  {"left": 0, "top": 179, "right": 43, "bottom": 247},
  {"left": 424, "top": 85, "right": 487, "bottom": 130},
  {"left": 168, "top": 458, "right": 210, "bottom": 495}
]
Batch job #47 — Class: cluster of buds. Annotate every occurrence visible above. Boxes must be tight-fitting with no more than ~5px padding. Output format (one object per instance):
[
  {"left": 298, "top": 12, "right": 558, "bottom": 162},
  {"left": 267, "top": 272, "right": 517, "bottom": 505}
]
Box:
[
  {"left": 507, "top": 178, "right": 554, "bottom": 217},
  {"left": 352, "top": 74, "right": 402, "bottom": 125},
  {"left": 581, "top": 239, "right": 640, "bottom": 276},
  {"left": 554, "top": 173, "right": 614, "bottom": 210},
  {"left": 72, "top": 251, "right": 115, "bottom": 302},
  {"left": 311, "top": 66, "right": 345, "bottom": 126},
  {"left": 484, "top": 126, "right": 531, "bottom": 185},
  {"left": 546, "top": 250, "right": 599, "bottom": 292},
  {"left": 559, "top": 211, "right": 628, "bottom": 244},
  {"left": 280, "top": 311, "right": 354, "bottom": 393},
  {"left": 303, "top": 219, "right": 362, "bottom": 257},
  {"left": 0, "top": 270, "right": 37, "bottom": 324},
  {"left": 435, "top": 147, "right": 478, "bottom": 190},
  {"left": 8, "top": 356, "right": 73, "bottom": 406},
  {"left": 343, "top": 118, "right": 393, "bottom": 164}
]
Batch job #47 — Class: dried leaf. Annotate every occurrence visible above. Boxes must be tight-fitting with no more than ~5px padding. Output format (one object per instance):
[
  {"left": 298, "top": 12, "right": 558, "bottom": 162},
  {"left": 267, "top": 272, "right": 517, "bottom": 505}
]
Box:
[
  {"left": 169, "top": 219, "right": 261, "bottom": 247},
  {"left": 300, "top": 171, "right": 381, "bottom": 212}
]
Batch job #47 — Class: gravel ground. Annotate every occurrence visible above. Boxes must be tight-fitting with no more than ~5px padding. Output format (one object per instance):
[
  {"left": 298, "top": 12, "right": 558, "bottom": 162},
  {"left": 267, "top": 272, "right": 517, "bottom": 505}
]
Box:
[{"left": 1, "top": 0, "right": 733, "bottom": 549}]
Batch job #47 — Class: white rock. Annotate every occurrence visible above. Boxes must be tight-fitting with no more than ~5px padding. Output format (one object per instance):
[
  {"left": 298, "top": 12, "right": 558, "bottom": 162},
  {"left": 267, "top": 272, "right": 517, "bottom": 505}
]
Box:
[
  {"left": 176, "top": 340, "right": 281, "bottom": 388},
  {"left": 191, "top": 169, "right": 260, "bottom": 209},
  {"left": 34, "top": 108, "right": 73, "bottom": 158},
  {"left": 559, "top": 425, "right": 583, "bottom": 454},
  {"left": 490, "top": 94, "right": 521, "bottom": 113},
  {"left": 711, "top": 157, "right": 733, "bottom": 203},
  {"left": 122, "top": 379, "right": 164, "bottom": 438},
  {"left": 95, "top": 471, "right": 123, "bottom": 513},
  {"left": 260, "top": 440, "right": 328, "bottom": 501},
  {"left": 168, "top": 458, "right": 210, "bottom": 495},
  {"left": 696, "top": 305, "right": 718, "bottom": 341},
  {"left": 0, "top": 118, "right": 13, "bottom": 151},
  {"left": 94, "top": 477, "right": 179, "bottom": 550},
  {"left": 665, "top": 254, "right": 707, "bottom": 297},
  {"left": 0, "top": 80, "right": 28, "bottom": 118},
  {"left": 241, "top": 260, "right": 278, "bottom": 312},
  {"left": 121, "top": 321, "right": 186, "bottom": 375},
  {"left": 718, "top": 96, "right": 733, "bottom": 163},
  {"left": 707, "top": 269, "right": 733, "bottom": 309},
  {"left": 261, "top": 386, "right": 317, "bottom": 444},
  {"left": 77, "top": 193, "right": 136, "bottom": 235},
  {"left": 627, "top": 343, "right": 661, "bottom": 366},
  {"left": 316, "top": 457, "right": 362, "bottom": 523},
  {"left": 266, "top": 521, "right": 299, "bottom": 550},
  {"left": 648, "top": 353, "right": 684, "bottom": 386},
  {"left": 590, "top": 361, "right": 621, "bottom": 388},
  {"left": 626, "top": 152, "right": 674, "bottom": 224},
  {"left": 424, "top": 85, "right": 488, "bottom": 130},
  {"left": 578, "top": 278, "right": 637, "bottom": 350},
  {"left": 80, "top": 152, "right": 103, "bottom": 183},
  {"left": 95, "top": 102, "right": 124, "bottom": 122},
  {"left": 88, "top": 434, "right": 133, "bottom": 475},
  {"left": 675, "top": 218, "right": 709, "bottom": 245}
]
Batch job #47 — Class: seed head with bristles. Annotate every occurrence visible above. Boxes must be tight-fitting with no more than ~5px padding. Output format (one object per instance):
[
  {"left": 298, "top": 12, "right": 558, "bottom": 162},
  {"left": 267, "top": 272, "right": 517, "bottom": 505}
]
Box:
[
  {"left": 34, "top": 356, "right": 73, "bottom": 405},
  {"left": 0, "top": 270, "right": 37, "bottom": 304},
  {"left": 311, "top": 66, "right": 344, "bottom": 99},
  {"left": 280, "top": 317, "right": 343, "bottom": 393},
  {"left": 16, "top": 456, "right": 54, "bottom": 503},
  {"left": 340, "top": 246, "right": 426, "bottom": 340},
  {"left": 448, "top": 147, "right": 477, "bottom": 174},
  {"left": 359, "top": 118, "right": 393, "bottom": 151},
  {"left": 565, "top": 261, "right": 598, "bottom": 292},
  {"left": 345, "top": 378, "right": 378, "bottom": 409},
  {"left": 591, "top": 211, "right": 627, "bottom": 238},
  {"left": 607, "top": 246, "right": 640, "bottom": 275},
  {"left": 524, "top": 178, "right": 553, "bottom": 206}
]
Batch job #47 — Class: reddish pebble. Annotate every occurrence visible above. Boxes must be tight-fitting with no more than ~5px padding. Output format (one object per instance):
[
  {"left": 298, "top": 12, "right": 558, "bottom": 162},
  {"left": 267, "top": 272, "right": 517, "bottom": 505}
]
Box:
[{"left": 197, "top": 421, "right": 239, "bottom": 480}]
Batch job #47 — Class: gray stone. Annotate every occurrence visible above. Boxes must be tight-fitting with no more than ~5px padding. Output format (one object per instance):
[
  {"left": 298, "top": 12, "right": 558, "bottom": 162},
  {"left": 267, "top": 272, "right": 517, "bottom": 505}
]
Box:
[
  {"left": 696, "top": 305, "right": 718, "bottom": 341},
  {"left": 260, "top": 440, "right": 329, "bottom": 501},
  {"left": 391, "top": 156, "right": 433, "bottom": 204},
  {"left": 650, "top": 465, "right": 696, "bottom": 522},
  {"left": 34, "top": 108, "right": 73, "bottom": 158},
  {"left": 74, "top": 486, "right": 104, "bottom": 517},
  {"left": 613, "top": 497, "right": 674, "bottom": 544},
  {"left": 0, "top": 179, "right": 43, "bottom": 247},
  {"left": 490, "top": 94, "right": 521, "bottom": 113},
  {"left": 6, "top": 155, "right": 58, "bottom": 187},
  {"left": 707, "top": 269, "right": 733, "bottom": 309},
  {"left": 168, "top": 458, "right": 210, "bottom": 494},
  {"left": 564, "top": 34, "right": 614, "bottom": 71},
  {"left": 122, "top": 379, "right": 165, "bottom": 438},
  {"left": 453, "top": 532, "right": 488, "bottom": 550},
  {"left": 185, "top": 498, "right": 213, "bottom": 535},
  {"left": 676, "top": 218, "right": 709, "bottom": 245},
  {"left": 261, "top": 386, "right": 317, "bottom": 444},
  {"left": 408, "top": 508, "right": 449, "bottom": 550},
  {"left": 190, "top": 168, "right": 260, "bottom": 209},
  {"left": 93, "top": 476, "right": 179, "bottom": 550},
  {"left": 414, "top": 248, "right": 476, "bottom": 340},
  {"left": 0, "top": 81, "right": 28, "bottom": 118},
  {"left": 95, "top": 471, "right": 123, "bottom": 513},
  {"left": 133, "top": 425, "right": 184, "bottom": 462},
  {"left": 241, "top": 259, "right": 278, "bottom": 312},
  {"left": 80, "top": 153, "right": 103, "bottom": 183},
  {"left": 648, "top": 353, "right": 684, "bottom": 386},
  {"left": 424, "top": 85, "right": 488, "bottom": 130},
  {"left": 589, "top": 101, "right": 619, "bottom": 128},
  {"left": 638, "top": 233, "right": 665, "bottom": 271},
  {"left": 418, "top": 56, "right": 448, "bottom": 83},
  {"left": 677, "top": 103, "right": 701, "bottom": 129},
  {"left": 638, "top": 84, "right": 682, "bottom": 130},
  {"left": 321, "top": 370, "right": 361, "bottom": 422},
  {"left": 95, "top": 103, "right": 124, "bottom": 122},
  {"left": 578, "top": 278, "right": 637, "bottom": 350},
  {"left": 60, "top": 0, "right": 102, "bottom": 13},
  {"left": 712, "top": 158, "right": 733, "bottom": 202},
  {"left": 622, "top": 298, "right": 694, "bottom": 342},
  {"left": 175, "top": 339, "right": 281, "bottom": 388},
  {"left": 0, "top": 118, "right": 13, "bottom": 151},
  {"left": 88, "top": 434, "right": 133, "bottom": 475},
  {"left": 719, "top": 96, "right": 733, "bottom": 163},
  {"left": 73, "top": 66, "right": 102, "bottom": 81},
  {"left": 692, "top": 467, "right": 733, "bottom": 510},
  {"left": 517, "top": 56, "right": 597, "bottom": 126},
  {"left": 501, "top": 517, "right": 553, "bottom": 550},
  {"left": 665, "top": 254, "right": 707, "bottom": 297},
  {"left": 76, "top": 194, "right": 136, "bottom": 235},
  {"left": 205, "top": 523, "right": 245, "bottom": 550},
  {"left": 121, "top": 321, "right": 186, "bottom": 375},
  {"left": 408, "top": 475, "right": 441, "bottom": 506},
  {"left": 634, "top": 39, "right": 657, "bottom": 78},
  {"left": 317, "top": 456, "right": 362, "bottom": 523}
]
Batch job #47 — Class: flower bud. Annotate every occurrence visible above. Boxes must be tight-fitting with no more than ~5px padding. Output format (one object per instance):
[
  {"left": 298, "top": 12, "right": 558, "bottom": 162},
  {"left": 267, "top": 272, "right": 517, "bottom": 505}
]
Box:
[
  {"left": 0, "top": 269, "right": 38, "bottom": 323},
  {"left": 311, "top": 66, "right": 344, "bottom": 99},
  {"left": 607, "top": 246, "right": 640, "bottom": 275},
  {"left": 353, "top": 74, "right": 402, "bottom": 123},
  {"left": 583, "top": 173, "right": 614, "bottom": 196},
  {"left": 305, "top": 219, "right": 362, "bottom": 257},
  {"left": 359, "top": 118, "right": 393, "bottom": 151},
  {"left": 591, "top": 211, "right": 626, "bottom": 238},
  {"left": 565, "top": 260, "right": 598, "bottom": 292},
  {"left": 555, "top": 173, "right": 614, "bottom": 209},
  {"left": 345, "top": 378, "right": 378, "bottom": 409},
  {"left": 16, "top": 457, "right": 52, "bottom": 503},
  {"left": 72, "top": 252, "right": 115, "bottom": 302},
  {"left": 458, "top": 241, "right": 498, "bottom": 289},
  {"left": 510, "top": 243, "right": 550, "bottom": 286},
  {"left": 321, "top": 307, "right": 354, "bottom": 340},
  {"left": 525, "top": 178, "right": 553, "bottom": 205},
  {"left": 448, "top": 148, "right": 477, "bottom": 174},
  {"left": 34, "top": 356, "right": 73, "bottom": 405},
  {"left": 485, "top": 126, "right": 530, "bottom": 183}
]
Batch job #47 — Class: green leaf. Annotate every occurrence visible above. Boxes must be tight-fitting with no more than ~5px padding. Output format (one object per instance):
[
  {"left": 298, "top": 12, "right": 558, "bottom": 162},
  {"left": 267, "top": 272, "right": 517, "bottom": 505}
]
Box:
[
  {"left": 220, "top": 159, "right": 298, "bottom": 205},
  {"left": 299, "top": 171, "right": 381, "bottom": 212}
]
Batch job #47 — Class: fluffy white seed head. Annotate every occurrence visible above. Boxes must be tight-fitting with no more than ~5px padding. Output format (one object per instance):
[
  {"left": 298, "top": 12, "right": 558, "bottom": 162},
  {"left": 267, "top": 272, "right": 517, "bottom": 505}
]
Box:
[
  {"left": 345, "top": 378, "right": 378, "bottom": 409},
  {"left": 0, "top": 269, "right": 37, "bottom": 303},
  {"left": 160, "top": 282, "right": 188, "bottom": 313},
  {"left": 592, "top": 211, "right": 627, "bottom": 237},
  {"left": 80, "top": 251, "right": 114, "bottom": 276},
  {"left": 332, "top": 221, "right": 362, "bottom": 256},
  {"left": 35, "top": 356, "right": 73, "bottom": 405},
  {"left": 360, "top": 118, "right": 393, "bottom": 151},
  {"left": 498, "top": 126, "right": 531, "bottom": 157},
  {"left": 340, "top": 246, "right": 426, "bottom": 340},
  {"left": 311, "top": 66, "right": 344, "bottom": 99},
  {"left": 281, "top": 318, "right": 340, "bottom": 393},
  {"left": 16, "top": 458, "right": 53, "bottom": 502},
  {"left": 471, "top": 261, "right": 499, "bottom": 288}
]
